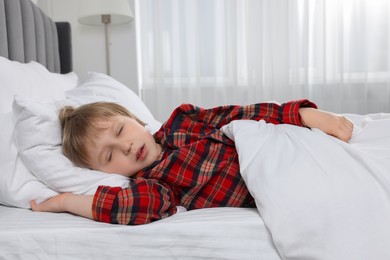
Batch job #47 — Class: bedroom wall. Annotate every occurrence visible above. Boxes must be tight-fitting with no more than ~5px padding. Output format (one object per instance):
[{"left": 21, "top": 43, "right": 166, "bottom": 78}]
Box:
[{"left": 37, "top": 0, "right": 139, "bottom": 95}]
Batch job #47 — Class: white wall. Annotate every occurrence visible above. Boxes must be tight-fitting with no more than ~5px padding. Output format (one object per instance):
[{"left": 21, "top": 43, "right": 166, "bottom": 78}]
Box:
[{"left": 38, "top": 0, "right": 138, "bottom": 94}]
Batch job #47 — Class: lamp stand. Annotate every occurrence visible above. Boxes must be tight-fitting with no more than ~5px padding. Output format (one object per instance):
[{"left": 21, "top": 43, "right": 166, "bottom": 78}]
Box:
[{"left": 102, "top": 14, "right": 111, "bottom": 76}]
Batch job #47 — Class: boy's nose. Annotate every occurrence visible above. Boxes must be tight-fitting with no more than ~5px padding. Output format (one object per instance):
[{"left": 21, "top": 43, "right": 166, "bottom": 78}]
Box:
[{"left": 119, "top": 141, "right": 132, "bottom": 155}]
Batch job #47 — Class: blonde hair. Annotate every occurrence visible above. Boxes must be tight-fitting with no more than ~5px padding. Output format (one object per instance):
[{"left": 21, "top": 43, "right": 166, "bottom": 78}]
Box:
[{"left": 59, "top": 102, "right": 145, "bottom": 168}]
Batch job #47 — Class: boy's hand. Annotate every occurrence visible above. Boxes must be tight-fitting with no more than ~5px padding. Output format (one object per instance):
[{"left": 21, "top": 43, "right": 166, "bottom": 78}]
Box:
[{"left": 299, "top": 108, "right": 353, "bottom": 142}]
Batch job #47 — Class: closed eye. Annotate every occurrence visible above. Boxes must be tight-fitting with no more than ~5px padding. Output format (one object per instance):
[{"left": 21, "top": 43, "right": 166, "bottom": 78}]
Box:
[
  {"left": 108, "top": 150, "right": 112, "bottom": 162},
  {"left": 117, "top": 125, "right": 123, "bottom": 136}
]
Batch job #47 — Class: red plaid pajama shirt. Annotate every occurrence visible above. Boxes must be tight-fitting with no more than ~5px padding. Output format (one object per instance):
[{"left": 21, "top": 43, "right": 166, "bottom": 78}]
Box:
[{"left": 92, "top": 99, "right": 317, "bottom": 225}]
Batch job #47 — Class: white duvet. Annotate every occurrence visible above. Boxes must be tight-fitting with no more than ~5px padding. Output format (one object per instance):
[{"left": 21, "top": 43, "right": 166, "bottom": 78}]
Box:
[{"left": 221, "top": 114, "right": 390, "bottom": 260}]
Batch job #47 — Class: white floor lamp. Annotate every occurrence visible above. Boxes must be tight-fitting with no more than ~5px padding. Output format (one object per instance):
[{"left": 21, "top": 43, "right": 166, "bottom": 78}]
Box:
[{"left": 78, "top": 0, "right": 134, "bottom": 76}]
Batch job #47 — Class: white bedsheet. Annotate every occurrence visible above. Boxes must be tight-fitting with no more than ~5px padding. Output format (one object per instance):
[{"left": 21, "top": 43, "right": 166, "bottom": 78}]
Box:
[
  {"left": 0, "top": 206, "right": 280, "bottom": 260},
  {"left": 221, "top": 113, "right": 390, "bottom": 260}
]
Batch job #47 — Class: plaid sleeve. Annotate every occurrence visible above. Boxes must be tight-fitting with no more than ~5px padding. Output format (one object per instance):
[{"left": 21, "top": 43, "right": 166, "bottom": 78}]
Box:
[
  {"left": 163, "top": 99, "right": 317, "bottom": 129},
  {"left": 278, "top": 99, "right": 318, "bottom": 125},
  {"left": 92, "top": 178, "right": 177, "bottom": 225}
]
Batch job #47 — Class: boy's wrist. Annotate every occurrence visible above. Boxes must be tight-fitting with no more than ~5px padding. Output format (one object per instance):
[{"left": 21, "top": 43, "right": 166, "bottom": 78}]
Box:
[
  {"left": 61, "top": 193, "right": 75, "bottom": 212},
  {"left": 298, "top": 107, "right": 314, "bottom": 127}
]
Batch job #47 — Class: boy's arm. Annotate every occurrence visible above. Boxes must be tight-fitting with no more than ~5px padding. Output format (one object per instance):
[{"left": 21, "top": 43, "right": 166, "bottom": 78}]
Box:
[
  {"left": 31, "top": 178, "right": 177, "bottom": 225},
  {"left": 160, "top": 100, "right": 352, "bottom": 142},
  {"left": 164, "top": 99, "right": 316, "bottom": 130}
]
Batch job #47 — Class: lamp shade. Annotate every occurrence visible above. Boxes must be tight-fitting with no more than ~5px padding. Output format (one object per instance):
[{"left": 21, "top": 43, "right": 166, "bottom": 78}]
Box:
[{"left": 78, "top": 0, "right": 134, "bottom": 25}]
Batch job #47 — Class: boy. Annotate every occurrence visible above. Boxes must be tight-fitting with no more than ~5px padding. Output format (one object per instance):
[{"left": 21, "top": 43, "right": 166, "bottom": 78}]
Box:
[{"left": 31, "top": 100, "right": 353, "bottom": 225}]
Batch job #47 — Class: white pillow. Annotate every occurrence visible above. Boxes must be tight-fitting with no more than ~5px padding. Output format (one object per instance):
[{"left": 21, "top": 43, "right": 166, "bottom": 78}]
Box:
[
  {"left": 0, "top": 57, "right": 78, "bottom": 208},
  {"left": 0, "top": 112, "right": 58, "bottom": 208},
  {"left": 0, "top": 56, "right": 78, "bottom": 113},
  {"left": 13, "top": 72, "right": 161, "bottom": 197}
]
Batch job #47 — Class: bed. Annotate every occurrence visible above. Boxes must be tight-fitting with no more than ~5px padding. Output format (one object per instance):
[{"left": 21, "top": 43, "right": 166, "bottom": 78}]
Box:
[
  {"left": 0, "top": 1, "right": 280, "bottom": 259},
  {"left": 1, "top": 1, "right": 390, "bottom": 260}
]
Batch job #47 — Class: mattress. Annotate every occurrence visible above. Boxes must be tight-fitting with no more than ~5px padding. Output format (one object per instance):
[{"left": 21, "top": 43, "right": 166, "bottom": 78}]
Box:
[{"left": 0, "top": 206, "right": 281, "bottom": 260}]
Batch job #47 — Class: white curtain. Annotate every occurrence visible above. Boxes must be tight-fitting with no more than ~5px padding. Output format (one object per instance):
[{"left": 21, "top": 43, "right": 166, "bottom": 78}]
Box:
[{"left": 136, "top": 0, "right": 390, "bottom": 122}]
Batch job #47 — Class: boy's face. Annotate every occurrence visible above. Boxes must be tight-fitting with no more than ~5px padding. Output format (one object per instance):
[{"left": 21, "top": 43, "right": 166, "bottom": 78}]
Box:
[{"left": 86, "top": 116, "right": 162, "bottom": 177}]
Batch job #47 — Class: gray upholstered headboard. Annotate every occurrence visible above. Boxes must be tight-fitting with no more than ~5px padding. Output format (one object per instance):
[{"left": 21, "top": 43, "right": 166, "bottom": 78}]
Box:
[{"left": 0, "top": 0, "right": 72, "bottom": 74}]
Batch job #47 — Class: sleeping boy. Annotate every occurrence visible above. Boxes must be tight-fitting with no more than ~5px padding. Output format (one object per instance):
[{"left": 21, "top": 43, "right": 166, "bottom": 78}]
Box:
[{"left": 31, "top": 100, "right": 353, "bottom": 225}]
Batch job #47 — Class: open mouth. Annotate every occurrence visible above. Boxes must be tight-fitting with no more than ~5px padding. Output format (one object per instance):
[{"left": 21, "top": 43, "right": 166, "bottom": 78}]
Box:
[{"left": 136, "top": 144, "right": 145, "bottom": 160}]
